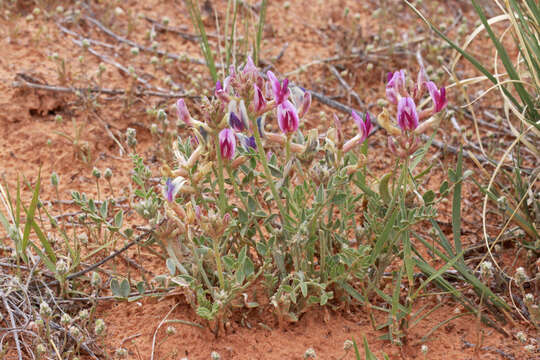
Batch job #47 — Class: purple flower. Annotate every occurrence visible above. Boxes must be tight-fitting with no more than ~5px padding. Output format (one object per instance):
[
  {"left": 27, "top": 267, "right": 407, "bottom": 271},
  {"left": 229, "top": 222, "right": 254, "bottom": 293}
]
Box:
[
  {"left": 176, "top": 99, "right": 191, "bottom": 126},
  {"left": 386, "top": 70, "right": 406, "bottom": 104},
  {"left": 351, "top": 111, "right": 372, "bottom": 143},
  {"left": 163, "top": 177, "right": 186, "bottom": 202},
  {"left": 397, "top": 97, "right": 419, "bottom": 132},
  {"left": 215, "top": 81, "right": 230, "bottom": 103},
  {"left": 228, "top": 100, "right": 248, "bottom": 132},
  {"left": 298, "top": 91, "right": 311, "bottom": 118},
  {"left": 277, "top": 100, "right": 299, "bottom": 134},
  {"left": 253, "top": 84, "right": 267, "bottom": 114},
  {"left": 219, "top": 128, "right": 236, "bottom": 160},
  {"left": 267, "top": 70, "right": 290, "bottom": 105},
  {"left": 229, "top": 112, "right": 245, "bottom": 132},
  {"left": 246, "top": 136, "right": 256, "bottom": 149},
  {"left": 425, "top": 81, "right": 448, "bottom": 114},
  {"left": 238, "top": 134, "right": 257, "bottom": 150}
]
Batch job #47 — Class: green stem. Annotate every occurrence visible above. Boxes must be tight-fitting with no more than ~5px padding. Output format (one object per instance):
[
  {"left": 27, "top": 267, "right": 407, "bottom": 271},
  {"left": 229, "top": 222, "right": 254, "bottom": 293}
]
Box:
[
  {"left": 285, "top": 134, "right": 291, "bottom": 163},
  {"left": 212, "top": 136, "right": 227, "bottom": 290},
  {"left": 215, "top": 135, "right": 227, "bottom": 213},
  {"left": 249, "top": 116, "right": 289, "bottom": 230},
  {"left": 212, "top": 236, "right": 225, "bottom": 290}
]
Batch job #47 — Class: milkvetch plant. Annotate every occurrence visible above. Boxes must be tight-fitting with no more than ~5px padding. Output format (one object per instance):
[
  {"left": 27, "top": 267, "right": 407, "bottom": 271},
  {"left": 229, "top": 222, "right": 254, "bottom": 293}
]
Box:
[{"left": 134, "top": 57, "right": 493, "bottom": 340}]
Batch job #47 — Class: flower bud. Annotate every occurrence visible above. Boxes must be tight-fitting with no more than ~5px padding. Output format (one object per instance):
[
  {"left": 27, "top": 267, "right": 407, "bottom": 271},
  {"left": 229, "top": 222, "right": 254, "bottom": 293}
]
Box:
[
  {"left": 61, "top": 313, "right": 71, "bottom": 326},
  {"left": 94, "top": 318, "right": 106, "bottom": 336},
  {"left": 126, "top": 128, "right": 137, "bottom": 148},
  {"left": 92, "top": 167, "right": 101, "bottom": 179},
  {"left": 304, "top": 347, "right": 316, "bottom": 359},
  {"left": 69, "top": 325, "right": 81, "bottom": 339},
  {"left": 515, "top": 267, "right": 528, "bottom": 284},
  {"left": 51, "top": 172, "right": 59, "bottom": 187},
  {"left": 39, "top": 302, "right": 52, "bottom": 318},
  {"left": 91, "top": 272, "right": 102, "bottom": 288},
  {"left": 79, "top": 309, "right": 89, "bottom": 320},
  {"left": 104, "top": 168, "right": 113, "bottom": 180},
  {"left": 176, "top": 99, "right": 192, "bottom": 126},
  {"left": 343, "top": 340, "right": 353, "bottom": 351}
]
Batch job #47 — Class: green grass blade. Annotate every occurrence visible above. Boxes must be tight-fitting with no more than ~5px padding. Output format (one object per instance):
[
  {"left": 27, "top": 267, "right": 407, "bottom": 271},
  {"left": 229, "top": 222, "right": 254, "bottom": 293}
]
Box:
[
  {"left": 30, "top": 219, "right": 56, "bottom": 264},
  {"left": 185, "top": 0, "right": 218, "bottom": 82},
  {"left": 452, "top": 147, "right": 463, "bottom": 264},
  {"left": 254, "top": 0, "right": 268, "bottom": 66},
  {"left": 21, "top": 173, "right": 40, "bottom": 263},
  {"left": 411, "top": 250, "right": 463, "bottom": 299},
  {"left": 363, "top": 337, "right": 379, "bottom": 360},
  {"left": 404, "top": 1, "right": 535, "bottom": 127},
  {"left": 471, "top": 0, "right": 538, "bottom": 123}
]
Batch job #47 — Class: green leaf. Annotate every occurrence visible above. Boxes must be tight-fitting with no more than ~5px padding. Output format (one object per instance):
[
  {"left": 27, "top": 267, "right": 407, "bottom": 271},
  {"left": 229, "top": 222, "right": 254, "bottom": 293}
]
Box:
[
  {"left": 166, "top": 258, "right": 176, "bottom": 276},
  {"left": 422, "top": 190, "right": 435, "bottom": 205},
  {"left": 316, "top": 184, "right": 325, "bottom": 203},
  {"left": 378, "top": 173, "right": 392, "bottom": 204},
  {"left": 114, "top": 210, "right": 123, "bottom": 228},
  {"left": 300, "top": 282, "right": 308, "bottom": 297},
  {"left": 332, "top": 192, "right": 347, "bottom": 205},
  {"left": 439, "top": 180, "right": 449, "bottom": 196},
  {"left": 100, "top": 200, "right": 108, "bottom": 219},
  {"left": 120, "top": 279, "right": 131, "bottom": 298},
  {"left": 247, "top": 196, "right": 258, "bottom": 213}
]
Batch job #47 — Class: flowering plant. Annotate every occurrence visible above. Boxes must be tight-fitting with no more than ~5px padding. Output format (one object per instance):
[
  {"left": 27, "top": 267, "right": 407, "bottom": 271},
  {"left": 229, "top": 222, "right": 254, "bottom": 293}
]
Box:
[{"left": 135, "top": 58, "right": 455, "bottom": 338}]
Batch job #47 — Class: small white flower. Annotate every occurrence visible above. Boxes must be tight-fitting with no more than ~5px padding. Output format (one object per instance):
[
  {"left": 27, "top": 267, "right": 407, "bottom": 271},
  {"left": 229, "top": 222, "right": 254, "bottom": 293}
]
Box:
[
  {"left": 304, "top": 347, "right": 316, "bottom": 359},
  {"left": 515, "top": 267, "right": 528, "bottom": 284}
]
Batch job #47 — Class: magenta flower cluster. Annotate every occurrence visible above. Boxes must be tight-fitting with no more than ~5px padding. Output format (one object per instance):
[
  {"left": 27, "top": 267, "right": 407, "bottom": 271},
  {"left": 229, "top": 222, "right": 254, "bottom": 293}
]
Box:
[
  {"left": 386, "top": 69, "right": 447, "bottom": 133},
  {"left": 176, "top": 56, "right": 312, "bottom": 162}
]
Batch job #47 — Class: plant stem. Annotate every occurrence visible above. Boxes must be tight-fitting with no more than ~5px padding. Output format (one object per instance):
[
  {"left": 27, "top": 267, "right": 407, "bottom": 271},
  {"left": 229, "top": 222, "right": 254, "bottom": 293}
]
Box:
[
  {"left": 214, "top": 135, "right": 227, "bottom": 213},
  {"left": 249, "top": 115, "right": 289, "bottom": 231},
  {"left": 213, "top": 134, "right": 227, "bottom": 289}
]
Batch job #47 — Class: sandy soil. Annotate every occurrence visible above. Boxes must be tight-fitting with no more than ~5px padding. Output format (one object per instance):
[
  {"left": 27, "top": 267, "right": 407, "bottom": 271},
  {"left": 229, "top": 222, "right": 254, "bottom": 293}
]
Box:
[{"left": 0, "top": 0, "right": 537, "bottom": 359}]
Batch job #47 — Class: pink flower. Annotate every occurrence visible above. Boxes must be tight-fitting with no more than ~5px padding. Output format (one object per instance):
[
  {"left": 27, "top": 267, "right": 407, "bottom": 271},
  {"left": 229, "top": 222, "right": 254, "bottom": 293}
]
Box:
[
  {"left": 242, "top": 56, "right": 258, "bottom": 79},
  {"left": 215, "top": 81, "right": 230, "bottom": 104},
  {"left": 386, "top": 70, "right": 406, "bottom": 104},
  {"left": 298, "top": 91, "right": 311, "bottom": 118},
  {"left": 425, "top": 81, "right": 448, "bottom": 114},
  {"left": 223, "top": 65, "right": 236, "bottom": 91},
  {"left": 176, "top": 99, "right": 192, "bottom": 126},
  {"left": 253, "top": 84, "right": 267, "bottom": 114},
  {"left": 277, "top": 100, "right": 299, "bottom": 134},
  {"left": 219, "top": 128, "right": 236, "bottom": 160},
  {"left": 352, "top": 111, "right": 372, "bottom": 143},
  {"left": 397, "top": 97, "right": 419, "bottom": 132},
  {"left": 267, "top": 70, "right": 290, "bottom": 105}
]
